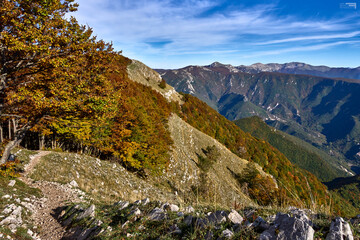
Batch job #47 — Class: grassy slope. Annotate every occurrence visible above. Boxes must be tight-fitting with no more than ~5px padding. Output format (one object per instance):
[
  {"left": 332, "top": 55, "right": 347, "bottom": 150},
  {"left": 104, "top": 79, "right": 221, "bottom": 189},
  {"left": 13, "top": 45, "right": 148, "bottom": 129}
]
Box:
[
  {"left": 234, "top": 116, "right": 346, "bottom": 182},
  {"left": 178, "top": 94, "right": 327, "bottom": 207}
]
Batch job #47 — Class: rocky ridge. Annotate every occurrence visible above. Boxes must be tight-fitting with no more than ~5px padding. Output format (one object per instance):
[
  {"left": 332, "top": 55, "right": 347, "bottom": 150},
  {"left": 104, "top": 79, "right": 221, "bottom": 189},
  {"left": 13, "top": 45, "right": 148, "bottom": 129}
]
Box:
[{"left": 206, "top": 62, "right": 360, "bottom": 81}]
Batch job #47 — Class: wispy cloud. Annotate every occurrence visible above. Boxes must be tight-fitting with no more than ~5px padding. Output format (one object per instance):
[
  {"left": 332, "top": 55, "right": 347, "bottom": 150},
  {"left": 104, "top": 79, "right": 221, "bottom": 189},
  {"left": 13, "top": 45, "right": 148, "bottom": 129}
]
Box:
[
  {"left": 255, "top": 31, "right": 360, "bottom": 45},
  {"left": 70, "top": 0, "right": 360, "bottom": 67},
  {"left": 246, "top": 40, "right": 360, "bottom": 58}
]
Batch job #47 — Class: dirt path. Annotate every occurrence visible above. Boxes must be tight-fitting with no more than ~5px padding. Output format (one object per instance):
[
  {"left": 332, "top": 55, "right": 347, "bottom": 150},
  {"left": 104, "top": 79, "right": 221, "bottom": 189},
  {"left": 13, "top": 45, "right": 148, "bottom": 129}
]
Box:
[{"left": 20, "top": 151, "right": 82, "bottom": 240}]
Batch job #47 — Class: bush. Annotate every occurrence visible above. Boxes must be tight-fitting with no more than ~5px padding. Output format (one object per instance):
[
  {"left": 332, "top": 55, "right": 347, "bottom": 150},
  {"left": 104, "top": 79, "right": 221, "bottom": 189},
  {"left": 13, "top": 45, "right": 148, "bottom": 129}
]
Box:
[
  {"left": 159, "top": 79, "right": 166, "bottom": 89},
  {"left": 198, "top": 145, "right": 219, "bottom": 172},
  {"left": 0, "top": 160, "right": 20, "bottom": 178}
]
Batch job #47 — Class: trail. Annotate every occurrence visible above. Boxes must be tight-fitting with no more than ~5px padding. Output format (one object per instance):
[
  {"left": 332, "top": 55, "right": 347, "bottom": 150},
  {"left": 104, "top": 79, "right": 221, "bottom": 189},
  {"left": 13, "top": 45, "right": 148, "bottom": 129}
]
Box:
[{"left": 20, "top": 151, "right": 81, "bottom": 240}]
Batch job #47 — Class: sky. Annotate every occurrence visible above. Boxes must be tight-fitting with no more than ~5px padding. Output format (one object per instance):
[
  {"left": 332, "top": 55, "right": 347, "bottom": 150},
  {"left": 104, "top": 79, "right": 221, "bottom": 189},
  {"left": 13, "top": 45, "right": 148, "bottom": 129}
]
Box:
[{"left": 70, "top": 0, "right": 360, "bottom": 69}]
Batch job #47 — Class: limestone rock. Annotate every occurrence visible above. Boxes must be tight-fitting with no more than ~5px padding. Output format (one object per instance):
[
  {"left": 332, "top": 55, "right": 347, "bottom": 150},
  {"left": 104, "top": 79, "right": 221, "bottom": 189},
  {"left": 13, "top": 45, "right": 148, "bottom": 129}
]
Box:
[
  {"left": 252, "top": 216, "right": 270, "bottom": 231},
  {"left": 115, "top": 201, "right": 129, "bottom": 210},
  {"left": 206, "top": 211, "right": 227, "bottom": 225},
  {"left": 8, "top": 180, "right": 16, "bottom": 187},
  {"left": 134, "top": 198, "right": 150, "bottom": 206},
  {"left": 326, "top": 217, "right": 353, "bottom": 240},
  {"left": 130, "top": 208, "right": 141, "bottom": 216},
  {"left": 148, "top": 207, "right": 166, "bottom": 221},
  {"left": 260, "top": 212, "right": 314, "bottom": 240},
  {"left": 77, "top": 204, "right": 95, "bottom": 220},
  {"left": 70, "top": 180, "right": 78, "bottom": 188},
  {"left": 163, "top": 203, "right": 179, "bottom": 212},
  {"left": 0, "top": 206, "right": 23, "bottom": 230},
  {"left": 184, "top": 206, "right": 195, "bottom": 213},
  {"left": 227, "top": 209, "right": 243, "bottom": 224},
  {"left": 222, "top": 229, "right": 234, "bottom": 239}
]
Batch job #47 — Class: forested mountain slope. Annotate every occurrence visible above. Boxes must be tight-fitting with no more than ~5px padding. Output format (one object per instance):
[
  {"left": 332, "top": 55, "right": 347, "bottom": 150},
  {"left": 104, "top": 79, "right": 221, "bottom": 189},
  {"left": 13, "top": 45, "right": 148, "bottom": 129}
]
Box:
[{"left": 158, "top": 63, "right": 360, "bottom": 169}]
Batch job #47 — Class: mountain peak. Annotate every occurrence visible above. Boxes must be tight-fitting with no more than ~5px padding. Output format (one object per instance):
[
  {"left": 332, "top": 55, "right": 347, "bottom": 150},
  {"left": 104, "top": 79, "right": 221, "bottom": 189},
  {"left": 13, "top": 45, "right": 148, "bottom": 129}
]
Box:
[{"left": 209, "top": 62, "right": 225, "bottom": 67}]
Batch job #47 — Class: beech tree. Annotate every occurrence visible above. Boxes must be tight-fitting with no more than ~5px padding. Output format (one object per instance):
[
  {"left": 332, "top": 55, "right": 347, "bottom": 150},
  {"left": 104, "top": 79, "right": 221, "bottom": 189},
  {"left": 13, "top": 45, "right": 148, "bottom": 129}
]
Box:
[{"left": 0, "top": 0, "right": 121, "bottom": 163}]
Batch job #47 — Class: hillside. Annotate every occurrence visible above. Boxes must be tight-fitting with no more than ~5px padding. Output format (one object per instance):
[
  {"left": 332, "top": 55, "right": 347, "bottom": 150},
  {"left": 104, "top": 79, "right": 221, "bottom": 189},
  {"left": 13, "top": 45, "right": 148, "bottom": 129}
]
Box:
[
  {"left": 157, "top": 63, "right": 360, "bottom": 171},
  {"left": 234, "top": 116, "right": 347, "bottom": 182},
  {"left": 326, "top": 175, "right": 360, "bottom": 211},
  {"left": 1, "top": 1, "right": 360, "bottom": 238},
  {"left": 1, "top": 57, "right": 358, "bottom": 238}
]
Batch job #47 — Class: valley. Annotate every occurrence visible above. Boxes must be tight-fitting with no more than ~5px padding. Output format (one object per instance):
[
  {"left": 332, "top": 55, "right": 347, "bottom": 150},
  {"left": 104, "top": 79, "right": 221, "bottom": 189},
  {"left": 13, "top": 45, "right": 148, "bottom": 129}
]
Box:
[{"left": 158, "top": 62, "right": 360, "bottom": 174}]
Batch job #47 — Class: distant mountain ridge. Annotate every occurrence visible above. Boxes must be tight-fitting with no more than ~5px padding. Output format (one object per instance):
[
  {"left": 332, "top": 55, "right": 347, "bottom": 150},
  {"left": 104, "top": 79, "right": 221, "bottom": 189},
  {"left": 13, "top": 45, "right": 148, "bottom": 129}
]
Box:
[
  {"left": 204, "top": 62, "right": 360, "bottom": 81},
  {"left": 157, "top": 63, "right": 360, "bottom": 168}
]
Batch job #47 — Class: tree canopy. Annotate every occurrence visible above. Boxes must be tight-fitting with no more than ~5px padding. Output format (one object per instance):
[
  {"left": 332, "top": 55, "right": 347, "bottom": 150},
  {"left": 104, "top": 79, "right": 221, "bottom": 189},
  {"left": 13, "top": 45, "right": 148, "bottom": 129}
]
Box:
[
  {"left": 0, "top": 0, "right": 174, "bottom": 174},
  {"left": 0, "top": 0, "right": 121, "bottom": 163}
]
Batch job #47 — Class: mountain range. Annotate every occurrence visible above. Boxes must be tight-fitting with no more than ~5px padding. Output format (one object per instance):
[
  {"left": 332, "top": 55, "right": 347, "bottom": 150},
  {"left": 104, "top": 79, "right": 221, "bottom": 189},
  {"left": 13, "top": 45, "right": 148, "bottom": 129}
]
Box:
[
  {"left": 157, "top": 62, "right": 360, "bottom": 172},
  {"left": 214, "top": 62, "right": 360, "bottom": 81}
]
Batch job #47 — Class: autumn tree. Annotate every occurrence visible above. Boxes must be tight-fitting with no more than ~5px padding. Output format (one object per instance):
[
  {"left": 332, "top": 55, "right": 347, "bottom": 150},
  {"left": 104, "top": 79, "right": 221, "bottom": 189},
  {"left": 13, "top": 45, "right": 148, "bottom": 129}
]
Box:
[{"left": 0, "top": 0, "right": 121, "bottom": 163}]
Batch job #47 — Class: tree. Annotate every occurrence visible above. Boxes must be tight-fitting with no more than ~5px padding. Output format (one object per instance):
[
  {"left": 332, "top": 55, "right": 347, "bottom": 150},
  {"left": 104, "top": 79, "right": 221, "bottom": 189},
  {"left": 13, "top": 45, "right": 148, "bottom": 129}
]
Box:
[{"left": 0, "top": 0, "right": 121, "bottom": 163}]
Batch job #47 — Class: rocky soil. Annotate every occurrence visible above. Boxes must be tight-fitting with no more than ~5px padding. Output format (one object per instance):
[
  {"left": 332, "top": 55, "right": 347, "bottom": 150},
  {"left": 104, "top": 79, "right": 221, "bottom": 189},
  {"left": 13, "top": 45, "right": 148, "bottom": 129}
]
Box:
[
  {"left": 1, "top": 151, "right": 87, "bottom": 240},
  {"left": 57, "top": 198, "right": 359, "bottom": 240}
]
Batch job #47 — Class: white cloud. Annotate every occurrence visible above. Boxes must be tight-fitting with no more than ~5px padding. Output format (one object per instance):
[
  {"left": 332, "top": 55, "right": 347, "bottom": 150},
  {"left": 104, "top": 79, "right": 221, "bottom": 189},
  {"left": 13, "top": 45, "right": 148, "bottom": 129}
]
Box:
[
  {"left": 246, "top": 41, "right": 360, "bottom": 58},
  {"left": 69, "top": 0, "right": 360, "bottom": 67},
  {"left": 71, "top": 0, "right": 351, "bottom": 49},
  {"left": 255, "top": 31, "right": 360, "bottom": 45}
]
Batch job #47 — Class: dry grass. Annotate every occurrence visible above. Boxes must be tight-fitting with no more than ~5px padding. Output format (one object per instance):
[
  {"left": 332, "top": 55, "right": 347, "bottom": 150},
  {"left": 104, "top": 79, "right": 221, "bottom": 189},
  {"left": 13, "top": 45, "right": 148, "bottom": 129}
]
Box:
[{"left": 28, "top": 151, "right": 178, "bottom": 204}]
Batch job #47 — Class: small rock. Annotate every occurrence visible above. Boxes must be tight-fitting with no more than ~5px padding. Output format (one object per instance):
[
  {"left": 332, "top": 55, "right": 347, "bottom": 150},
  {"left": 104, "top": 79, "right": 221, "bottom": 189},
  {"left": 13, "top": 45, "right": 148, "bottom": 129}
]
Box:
[
  {"left": 77, "top": 204, "right": 95, "bottom": 220},
  {"left": 207, "top": 211, "right": 227, "bottom": 225},
  {"left": 121, "top": 220, "right": 129, "bottom": 228},
  {"left": 260, "top": 212, "right": 314, "bottom": 240},
  {"left": 222, "top": 229, "right": 234, "bottom": 239},
  {"left": 184, "top": 206, "right": 195, "bottom": 213},
  {"left": 326, "top": 217, "right": 353, "bottom": 240},
  {"left": 70, "top": 180, "right": 78, "bottom": 188},
  {"left": 169, "top": 224, "right": 182, "bottom": 234},
  {"left": 130, "top": 208, "right": 141, "bottom": 216},
  {"left": 177, "top": 212, "right": 184, "bottom": 217},
  {"left": 27, "top": 229, "right": 33, "bottom": 236},
  {"left": 2, "top": 195, "right": 11, "bottom": 199},
  {"left": 162, "top": 203, "right": 179, "bottom": 212},
  {"left": 114, "top": 200, "right": 129, "bottom": 210},
  {"left": 252, "top": 216, "right": 269, "bottom": 231},
  {"left": 227, "top": 209, "right": 243, "bottom": 224},
  {"left": 148, "top": 207, "right": 166, "bottom": 221},
  {"left": 8, "top": 180, "right": 16, "bottom": 187},
  {"left": 141, "top": 198, "right": 150, "bottom": 205},
  {"left": 134, "top": 198, "right": 150, "bottom": 206},
  {"left": 94, "top": 219, "right": 103, "bottom": 226}
]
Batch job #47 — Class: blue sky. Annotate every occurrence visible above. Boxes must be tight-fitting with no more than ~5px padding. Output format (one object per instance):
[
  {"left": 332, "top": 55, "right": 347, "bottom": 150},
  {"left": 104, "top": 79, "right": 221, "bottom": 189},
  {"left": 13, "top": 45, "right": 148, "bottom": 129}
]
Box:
[{"left": 71, "top": 0, "right": 360, "bottom": 69}]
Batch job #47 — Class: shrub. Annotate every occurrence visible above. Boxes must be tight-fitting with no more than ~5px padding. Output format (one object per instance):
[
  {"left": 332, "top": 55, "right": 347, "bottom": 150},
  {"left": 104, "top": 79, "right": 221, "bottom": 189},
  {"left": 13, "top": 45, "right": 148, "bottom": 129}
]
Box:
[
  {"left": 159, "top": 79, "right": 167, "bottom": 89},
  {"left": 0, "top": 160, "right": 20, "bottom": 178}
]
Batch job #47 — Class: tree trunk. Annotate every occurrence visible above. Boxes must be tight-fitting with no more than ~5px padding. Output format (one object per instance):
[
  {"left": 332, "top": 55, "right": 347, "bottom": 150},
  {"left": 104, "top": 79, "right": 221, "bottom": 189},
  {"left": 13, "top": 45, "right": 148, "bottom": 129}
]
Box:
[
  {"left": 8, "top": 119, "right": 11, "bottom": 140},
  {"left": 0, "top": 124, "right": 3, "bottom": 143},
  {"left": 39, "top": 134, "right": 45, "bottom": 150},
  {"left": 0, "top": 139, "right": 21, "bottom": 164},
  {"left": 0, "top": 124, "right": 31, "bottom": 164},
  {"left": 12, "top": 119, "right": 17, "bottom": 136}
]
